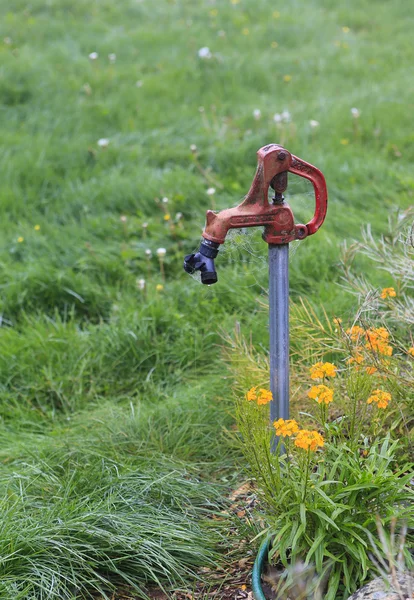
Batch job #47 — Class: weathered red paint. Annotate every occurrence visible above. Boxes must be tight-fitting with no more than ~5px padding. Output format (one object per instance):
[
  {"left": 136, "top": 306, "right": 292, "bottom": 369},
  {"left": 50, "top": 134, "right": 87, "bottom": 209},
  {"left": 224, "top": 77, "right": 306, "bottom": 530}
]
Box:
[{"left": 202, "top": 144, "right": 327, "bottom": 245}]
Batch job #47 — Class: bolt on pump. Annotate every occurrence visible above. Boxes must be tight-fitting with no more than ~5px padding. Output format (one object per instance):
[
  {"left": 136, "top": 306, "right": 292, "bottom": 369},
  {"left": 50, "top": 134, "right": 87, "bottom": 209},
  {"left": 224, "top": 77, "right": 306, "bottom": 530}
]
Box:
[{"left": 184, "top": 144, "right": 328, "bottom": 450}]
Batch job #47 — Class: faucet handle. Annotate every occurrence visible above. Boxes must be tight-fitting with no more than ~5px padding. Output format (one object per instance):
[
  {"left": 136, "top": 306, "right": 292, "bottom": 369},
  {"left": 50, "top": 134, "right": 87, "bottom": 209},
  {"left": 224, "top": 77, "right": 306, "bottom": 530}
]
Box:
[{"left": 289, "top": 154, "right": 328, "bottom": 237}]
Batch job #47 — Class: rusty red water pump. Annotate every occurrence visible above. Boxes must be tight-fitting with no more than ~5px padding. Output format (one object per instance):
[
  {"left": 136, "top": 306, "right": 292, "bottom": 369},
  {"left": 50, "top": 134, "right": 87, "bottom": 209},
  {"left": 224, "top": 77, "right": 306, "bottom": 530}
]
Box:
[{"left": 184, "top": 143, "right": 328, "bottom": 455}]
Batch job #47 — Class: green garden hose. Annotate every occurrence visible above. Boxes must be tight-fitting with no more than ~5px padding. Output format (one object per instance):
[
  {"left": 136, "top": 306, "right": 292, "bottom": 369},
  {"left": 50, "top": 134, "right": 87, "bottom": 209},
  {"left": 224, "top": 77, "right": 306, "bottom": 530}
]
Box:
[{"left": 252, "top": 536, "right": 271, "bottom": 600}]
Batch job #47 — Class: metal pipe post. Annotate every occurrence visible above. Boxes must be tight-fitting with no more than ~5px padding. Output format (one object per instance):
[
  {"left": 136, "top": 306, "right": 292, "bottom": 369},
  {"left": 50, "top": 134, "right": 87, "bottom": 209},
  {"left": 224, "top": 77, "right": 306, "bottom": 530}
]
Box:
[{"left": 268, "top": 243, "right": 289, "bottom": 453}]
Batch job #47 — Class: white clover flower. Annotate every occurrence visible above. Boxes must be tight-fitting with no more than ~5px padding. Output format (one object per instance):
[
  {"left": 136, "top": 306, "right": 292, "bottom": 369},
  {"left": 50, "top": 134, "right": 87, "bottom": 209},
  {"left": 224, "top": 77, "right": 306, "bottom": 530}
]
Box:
[
  {"left": 89, "top": 52, "right": 99, "bottom": 60},
  {"left": 273, "top": 113, "right": 282, "bottom": 123},
  {"left": 281, "top": 110, "right": 291, "bottom": 123},
  {"left": 137, "top": 278, "right": 146, "bottom": 290},
  {"left": 136, "top": 80, "right": 143, "bottom": 88},
  {"left": 145, "top": 249, "right": 152, "bottom": 258},
  {"left": 206, "top": 187, "right": 216, "bottom": 196},
  {"left": 142, "top": 222, "right": 148, "bottom": 229},
  {"left": 190, "top": 144, "right": 197, "bottom": 152},
  {"left": 120, "top": 215, "right": 127, "bottom": 222},
  {"left": 108, "top": 53, "right": 116, "bottom": 64},
  {"left": 156, "top": 247, "right": 167, "bottom": 258},
  {"left": 97, "top": 138, "right": 110, "bottom": 148},
  {"left": 351, "top": 107, "right": 360, "bottom": 118},
  {"left": 4, "top": 37, "right": 12, "bottom": 45},
  {"left": 198, "top": 47, "right": 212, "bottom": 59},
  {"left": 162, "top": 197, "right": 169, "bottom": 204},
  {"left": 175, "top": 212, "right": 183, "bottom": 221},
  {"left": 253, "top": 109, "right": 261, "bottom": 120},
  {"left": 309, "top": 120, "right": 320, "bottom": 128}
]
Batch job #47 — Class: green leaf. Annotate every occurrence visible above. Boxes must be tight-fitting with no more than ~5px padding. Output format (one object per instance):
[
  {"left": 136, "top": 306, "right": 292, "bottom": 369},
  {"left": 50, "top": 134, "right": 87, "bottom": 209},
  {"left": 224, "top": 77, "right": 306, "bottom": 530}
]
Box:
[
  {"left": 308, "top": 508, "right": 340, "bottom": 531},
  {"left": 300, "top": 503, "right": 307, "bottom": 528},
  {"left": 325, "top": 566, "right": 341, "bottom": 600}
]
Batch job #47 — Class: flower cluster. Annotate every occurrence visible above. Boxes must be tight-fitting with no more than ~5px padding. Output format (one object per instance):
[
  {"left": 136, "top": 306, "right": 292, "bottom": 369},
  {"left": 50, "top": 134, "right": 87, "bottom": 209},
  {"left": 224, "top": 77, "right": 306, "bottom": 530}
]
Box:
[
  {"left": 294, "top": 430, "right": 324, "bottom": 451},
  {"left": 367, "top": 389, "right": 391, "bottom": 409},
  {"left": 273, "top": 419, "right": 324, "bottom": 452},
  {"left": 246, "top": 387, "right": 273, "bottom": 405},
  {"left": 380, "top": 287, "right": 396, "bottom": 299},
  {"left": 310, "top": 361, "right": 337, "bottom": 379},
  {"left": 273, "top": 418, "right": 299, "bottom": 437},
  {"left": 365, "top": 327, "right": 393, "bottom": 356},
  {"left": 346, "top": 326, "right": 393, "bottom": 358},
  {"left": 346, "top": 325, "right": 365, "bottom": 341},
  {"left": 307, "top": 384, "right": 334, "bottom": 405}
]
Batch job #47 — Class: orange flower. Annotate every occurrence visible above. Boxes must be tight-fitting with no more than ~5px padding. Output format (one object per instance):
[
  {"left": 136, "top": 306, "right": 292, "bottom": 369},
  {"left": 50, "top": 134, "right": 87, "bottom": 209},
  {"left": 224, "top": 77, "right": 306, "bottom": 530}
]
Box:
[
  {"left": 365, "top": 328, "right": 392, "bottom": 356},
  {"left": 309, "top": 362, "right": 337, "bottom": 379},
  {"left": 407, "top": 347, "right": 414, "bottom": 357},
  {"left": 257, "top": 388, "right": 273, "bottom": 405},
  {"left": 246, "top": 387, "right": 257, "bottom": 402},
  {"left": 367, "top": 389, "right": 391, "bottom": 409},
  {"left": 365, "top": 366, "right": 377, "bottom": 375},
  {"left": 294, "top": 430, "right": 324, "bottom": 451},
  {"left": 346, "top": 325, "right": 366, "bottom": 341},
  {"left": 347, "top": 350, "right": 364, "bottom": 366},
  {"left": 307, "top": 385, "right": 334, "bottom": 405},
  {"left": 273, "top": 418, "right": 299, "bottom": 437},
  {"left": 380, "top": 287, "right": 396, "bottom": 299}
]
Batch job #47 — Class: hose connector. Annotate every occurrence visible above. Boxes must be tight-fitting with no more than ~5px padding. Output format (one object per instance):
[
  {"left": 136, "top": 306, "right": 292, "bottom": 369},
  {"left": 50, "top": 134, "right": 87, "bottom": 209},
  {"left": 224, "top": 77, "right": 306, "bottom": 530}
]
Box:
[{"left": 183, "top": 239, "right": 220, "bottom": 285}]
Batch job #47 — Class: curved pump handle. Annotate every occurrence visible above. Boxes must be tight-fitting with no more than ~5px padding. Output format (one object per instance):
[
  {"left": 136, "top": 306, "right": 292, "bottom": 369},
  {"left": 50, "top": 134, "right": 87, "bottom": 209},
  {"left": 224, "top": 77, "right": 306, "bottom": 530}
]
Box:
[{"left": 288, "top": 154, "right": 328, "bottom": 237}]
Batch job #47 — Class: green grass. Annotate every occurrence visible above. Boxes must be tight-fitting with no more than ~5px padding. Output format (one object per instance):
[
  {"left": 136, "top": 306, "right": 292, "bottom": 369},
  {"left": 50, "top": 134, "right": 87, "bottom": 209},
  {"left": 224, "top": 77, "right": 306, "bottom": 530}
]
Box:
[{"left": 0, "top": 0, "right": 413, "bottom": 597}]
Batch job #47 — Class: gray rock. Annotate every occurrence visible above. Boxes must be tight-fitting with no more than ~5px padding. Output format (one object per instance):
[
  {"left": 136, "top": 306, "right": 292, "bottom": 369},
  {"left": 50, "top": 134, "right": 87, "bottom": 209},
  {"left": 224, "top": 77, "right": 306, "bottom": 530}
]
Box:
[{"left": 346, "top": 573, "right": 414, "bottom": 600}]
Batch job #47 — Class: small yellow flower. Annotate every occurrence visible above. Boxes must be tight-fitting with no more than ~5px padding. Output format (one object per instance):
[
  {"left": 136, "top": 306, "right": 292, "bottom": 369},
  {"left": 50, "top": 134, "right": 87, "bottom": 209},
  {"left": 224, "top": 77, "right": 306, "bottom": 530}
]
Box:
[
  {"left": 294, "top": 429, "right": 324, "bottom": 451},
  {"left": 340, "top": 138, "right": 349, "bottom": 145},
  {"left": 164, "top": 214, "right": 171, "bottom": 221},
  {"left": 242, "top": 28, "right": 249, "bottom": 35},
  {"left": 308, "top": 385, "right": 334, "bottom": 405},
  {"left": 333, "top": 317, "right": 342, "bottom": 326},
  {"left": 342, "top": 26, "right": 350, "bottom": 33},
  {"left": 209, "top": 8, "right": 218, "bottom": 17},
  {"left": 408, "top": 347, "right": 414, "bottom": 357},
  {"left": 246, "top": 387, "right": 257, "bottom": 402},
  {"left": 380, "top": 287, "right": 396, "bottom": 299},
  {"left": 257, "top": 388, "right": 272, "bottom": 405},
  {"left": 17, "top": 236, "right": 24, "bottom": 243},
  {"left": 283, "top": 74, "right": 292, "bottom": 82},
  {"left": 367, "top": 389, "right": 391, "bottom": 409},
  {"left": 272, "top": 10, "right": 280, "bottom": 18},
  {"left": 156, "top": 284, "right": 164, "bottom": 292},
  {"left": 230, "top": 0, "right": 240, "bottom": 4},
  {"left": 310, "top": 362, "right": 337, "bottom": 379},
  {"left": 271, "top": 41, "right": 278, "bottom": 48},
  {"left": 34, "top": 224, "right": 41, "bottom": 231},
  {"left": 273, "top": 418, "right": 299, "bottom": 437}
]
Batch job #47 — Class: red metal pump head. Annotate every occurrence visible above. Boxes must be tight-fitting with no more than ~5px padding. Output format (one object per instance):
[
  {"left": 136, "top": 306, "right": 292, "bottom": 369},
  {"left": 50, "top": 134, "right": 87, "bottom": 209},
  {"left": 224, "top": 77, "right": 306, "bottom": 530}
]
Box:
[{"left": 184, "top": 144, "right": 327, "bottom": 284}]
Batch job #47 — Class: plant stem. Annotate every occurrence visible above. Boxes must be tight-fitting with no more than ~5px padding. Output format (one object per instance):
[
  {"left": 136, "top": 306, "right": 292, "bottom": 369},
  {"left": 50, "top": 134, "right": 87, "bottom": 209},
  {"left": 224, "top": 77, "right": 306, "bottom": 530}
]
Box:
[{"left": 302, "top": 448, "right": 311, "bottom": 502}]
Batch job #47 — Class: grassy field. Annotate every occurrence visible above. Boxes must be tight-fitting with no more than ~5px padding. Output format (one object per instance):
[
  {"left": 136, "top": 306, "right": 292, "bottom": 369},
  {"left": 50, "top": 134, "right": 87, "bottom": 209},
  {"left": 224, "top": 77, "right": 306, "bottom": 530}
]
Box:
[{"left": 0, "top": 0, "right": 413, "bottom": 597}]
